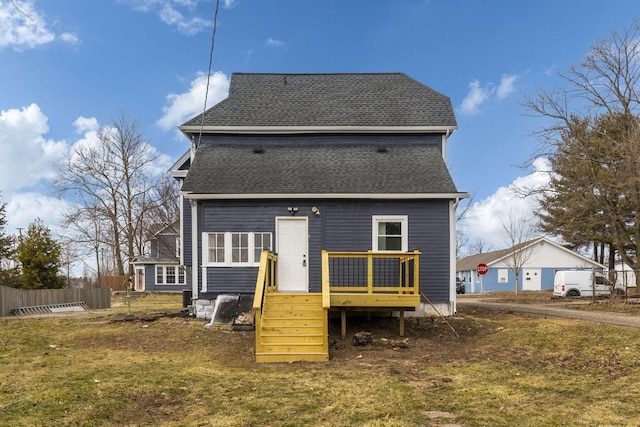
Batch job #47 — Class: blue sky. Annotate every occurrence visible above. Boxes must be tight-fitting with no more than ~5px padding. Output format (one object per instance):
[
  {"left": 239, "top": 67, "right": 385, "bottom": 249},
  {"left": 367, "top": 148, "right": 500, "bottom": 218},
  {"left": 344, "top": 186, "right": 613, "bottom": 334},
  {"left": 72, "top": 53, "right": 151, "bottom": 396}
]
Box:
[{"left": 1, "top": 0, "right": 639, "bottom": 255}]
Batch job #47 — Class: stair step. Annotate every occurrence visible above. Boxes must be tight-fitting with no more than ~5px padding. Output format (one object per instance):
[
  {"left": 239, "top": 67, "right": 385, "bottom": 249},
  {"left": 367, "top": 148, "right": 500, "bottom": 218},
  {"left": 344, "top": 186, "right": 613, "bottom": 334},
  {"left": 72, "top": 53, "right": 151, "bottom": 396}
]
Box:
[
  {"left": 262, "top": 310, "right": 324, "bottom": 318},
  {"left": 264, "top": 302, "right": 324, "bottom": 310},
  {"left": 260, "top": 334, "right": 324, "bottom": 344},
  {"left": 256, "top": 292, "right": 328, "bottom": 362},
  {"left": 259, "top": 343, "right": 326, "bottom": 353},
  {"left": 255, "top": 352, "right": 329, "bottom": 363},
  {"left": 260, "top": 326, "right": 325, "bottom": 334},
  {"left": 265, "top": 293, "right": 322, "bottom": 303},
  {"left": 261, "top": 318, "right": 324, "bottom": 327}
]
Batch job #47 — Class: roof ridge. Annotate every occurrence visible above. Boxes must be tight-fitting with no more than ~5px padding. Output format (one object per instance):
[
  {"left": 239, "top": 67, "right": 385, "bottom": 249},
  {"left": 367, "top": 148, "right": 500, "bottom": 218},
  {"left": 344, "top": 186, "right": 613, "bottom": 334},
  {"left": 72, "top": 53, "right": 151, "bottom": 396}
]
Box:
[{"left": 231, "top": 72, "right": 406, "bottom": 76}]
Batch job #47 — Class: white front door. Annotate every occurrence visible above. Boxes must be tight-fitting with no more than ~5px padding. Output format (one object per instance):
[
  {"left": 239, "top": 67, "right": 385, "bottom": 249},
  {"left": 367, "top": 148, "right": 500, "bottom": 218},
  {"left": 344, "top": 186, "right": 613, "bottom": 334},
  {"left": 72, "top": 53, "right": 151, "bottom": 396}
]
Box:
[
  {"left": 522, "top": 268, "right": 541, "bottom": 291},
  {"left": 276, "top": 217, "right": 308, "bottom": 292}
]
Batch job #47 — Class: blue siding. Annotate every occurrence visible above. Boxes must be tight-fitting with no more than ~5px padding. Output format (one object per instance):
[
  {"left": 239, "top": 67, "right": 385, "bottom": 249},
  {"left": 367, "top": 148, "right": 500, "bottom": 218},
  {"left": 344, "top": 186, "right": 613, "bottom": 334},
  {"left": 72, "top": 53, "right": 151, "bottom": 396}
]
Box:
[
  {"left": 193, "top": 199, "right": 451, "bottom": 303},
  {"left": 182, "top": 200, "right": 192, "bottom": 264},
  {"left": 140, "top": 264, "right": 190, "bottom": 291},
  {"left": 154, "top": 234, "right": 177, "bottom": 258},
  {"left": 466, "top": 267, "right": 594, "bottom": 293}
]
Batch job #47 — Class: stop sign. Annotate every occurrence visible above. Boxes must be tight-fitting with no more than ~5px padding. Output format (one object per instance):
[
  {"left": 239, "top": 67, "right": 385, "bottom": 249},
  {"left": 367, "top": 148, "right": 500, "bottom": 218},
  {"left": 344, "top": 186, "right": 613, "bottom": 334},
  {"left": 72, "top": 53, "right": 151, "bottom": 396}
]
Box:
[{"left": 476, "top": 263, "right": 489, "bottom": 275}]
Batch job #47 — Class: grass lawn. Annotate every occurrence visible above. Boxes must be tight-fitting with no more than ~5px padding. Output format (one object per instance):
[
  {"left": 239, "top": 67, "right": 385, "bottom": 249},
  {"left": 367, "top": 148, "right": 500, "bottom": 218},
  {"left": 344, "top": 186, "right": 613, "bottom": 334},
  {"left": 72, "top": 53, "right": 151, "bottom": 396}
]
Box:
[{"left": 1, "top": 293, "right": 640, "bottom": 426}]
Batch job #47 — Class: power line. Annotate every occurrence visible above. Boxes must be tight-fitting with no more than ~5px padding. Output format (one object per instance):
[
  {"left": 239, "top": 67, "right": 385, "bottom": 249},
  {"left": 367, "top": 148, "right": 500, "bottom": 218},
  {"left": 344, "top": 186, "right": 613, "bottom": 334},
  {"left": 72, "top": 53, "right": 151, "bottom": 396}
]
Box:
[{"left": 195, "top": 0, "right": 221, "bottom": 150}]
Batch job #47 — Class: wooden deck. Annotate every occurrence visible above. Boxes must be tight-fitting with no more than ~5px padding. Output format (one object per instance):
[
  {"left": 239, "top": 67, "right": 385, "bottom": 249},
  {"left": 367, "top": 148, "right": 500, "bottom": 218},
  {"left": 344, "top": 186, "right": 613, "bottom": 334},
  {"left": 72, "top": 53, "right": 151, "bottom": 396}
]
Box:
[{"left": 253, "top": 250, "right": 421, "bottom": 363}]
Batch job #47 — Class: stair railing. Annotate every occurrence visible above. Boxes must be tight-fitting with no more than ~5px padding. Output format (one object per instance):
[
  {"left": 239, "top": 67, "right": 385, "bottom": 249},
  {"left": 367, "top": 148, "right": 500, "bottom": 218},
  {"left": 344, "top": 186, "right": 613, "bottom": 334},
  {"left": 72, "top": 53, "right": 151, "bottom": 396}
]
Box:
[
  {"left": 322, "top": 249, "right": 420, "bottom": 295},
  {"left": 253, "top": 250, "right": 277, "bottom": 352}
]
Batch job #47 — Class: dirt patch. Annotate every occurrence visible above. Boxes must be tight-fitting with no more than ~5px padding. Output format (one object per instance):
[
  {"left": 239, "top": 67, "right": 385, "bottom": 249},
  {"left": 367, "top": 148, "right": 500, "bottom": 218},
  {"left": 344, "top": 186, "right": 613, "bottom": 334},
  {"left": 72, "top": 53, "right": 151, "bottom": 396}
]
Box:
[
  {"left": 324, "top": 306, "right": 502, "bottom": 374},
  {"left": 77, "top": 305, "right": 504, "bottom": 373}
]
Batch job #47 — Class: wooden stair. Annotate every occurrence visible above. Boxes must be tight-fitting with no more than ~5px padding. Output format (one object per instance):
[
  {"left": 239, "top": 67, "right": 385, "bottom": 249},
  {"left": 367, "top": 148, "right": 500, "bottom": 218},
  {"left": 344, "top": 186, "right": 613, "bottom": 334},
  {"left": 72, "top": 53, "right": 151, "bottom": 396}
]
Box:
[{"left": 255, "top": 293, "right": 328, "bottom": 363}]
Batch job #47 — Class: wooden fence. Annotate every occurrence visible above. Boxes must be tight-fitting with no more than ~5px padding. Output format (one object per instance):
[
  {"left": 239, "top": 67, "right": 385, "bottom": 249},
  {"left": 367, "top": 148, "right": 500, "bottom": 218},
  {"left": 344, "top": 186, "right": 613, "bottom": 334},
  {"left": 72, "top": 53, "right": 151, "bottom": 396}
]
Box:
[
  {"left": 0, "top": 285, "right": 112, "bottom": 317},
  {"left": 100, "top": 275, "right": 130, "bottom": 292}
]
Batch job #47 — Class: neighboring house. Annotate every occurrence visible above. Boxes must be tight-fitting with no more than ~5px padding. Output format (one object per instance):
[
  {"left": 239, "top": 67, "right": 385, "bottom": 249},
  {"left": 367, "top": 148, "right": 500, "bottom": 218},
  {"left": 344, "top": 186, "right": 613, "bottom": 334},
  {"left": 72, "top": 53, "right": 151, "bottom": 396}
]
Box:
[
  {"left": 131, "top": 221, "right": 188, "bottom": 292},
  {"left": 608, "top": 258, "right": 638, "bottom": 292},
  {"left": 171, "top": 72, "right": 466, "bottom": 361},
  {"left": 457, "top": 237, "right": 605, "bottom": 293}
]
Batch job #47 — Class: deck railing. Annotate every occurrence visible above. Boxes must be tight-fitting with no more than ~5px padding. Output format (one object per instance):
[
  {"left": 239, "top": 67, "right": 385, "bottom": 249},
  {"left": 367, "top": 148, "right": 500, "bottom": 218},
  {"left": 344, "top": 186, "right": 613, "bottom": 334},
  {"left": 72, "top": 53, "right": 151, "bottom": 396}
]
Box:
[
  {"left": 322, "top": 249, "right": 420, "bottom": 295},
  {"left": 252, "top": 250, "right": 278, "bottom": 350}
]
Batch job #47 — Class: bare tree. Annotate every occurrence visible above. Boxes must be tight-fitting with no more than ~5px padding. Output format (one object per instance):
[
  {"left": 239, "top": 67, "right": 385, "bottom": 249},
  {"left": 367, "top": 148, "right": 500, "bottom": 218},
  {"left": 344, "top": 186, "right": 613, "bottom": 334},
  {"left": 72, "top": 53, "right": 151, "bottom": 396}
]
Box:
[
  {"left": 469, "top": 238, "right": 492, "bottom": 255},
  {"left": 455, "top": 193, "right": 476, "bottom": 258},
  {"left": 62, "top": 205, "right": 109, "bottom": 284},
  {"left": 501, "top": 211, "right": 537, "bottom": 295},
  {"left": 53, "top": 114, "right": 172, "bottom": 277},
  {"left": 524, "top": 20, "right": 640, "bottom": 285}
]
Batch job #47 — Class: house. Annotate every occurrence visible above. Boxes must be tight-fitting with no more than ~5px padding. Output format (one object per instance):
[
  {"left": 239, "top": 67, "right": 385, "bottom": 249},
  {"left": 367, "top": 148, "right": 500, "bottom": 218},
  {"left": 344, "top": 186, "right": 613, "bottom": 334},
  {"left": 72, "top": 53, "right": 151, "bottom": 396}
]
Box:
[
  {"left": 457, "top": 237, "right": 605, "bottom": 293},
  {"left": 131, "top": 221, "right": 188, "bottom": 292},
  {"left": 608, "top": 258, "right": 638, "bottom": 293},
  {"left": 171, "top": 72, "right": 466, "bottom": 361}
]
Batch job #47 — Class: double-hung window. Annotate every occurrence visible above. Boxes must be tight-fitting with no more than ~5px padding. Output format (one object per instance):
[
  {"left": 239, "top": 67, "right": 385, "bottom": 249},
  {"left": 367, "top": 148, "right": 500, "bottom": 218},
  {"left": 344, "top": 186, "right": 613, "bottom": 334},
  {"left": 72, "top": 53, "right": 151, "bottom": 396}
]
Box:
[
  {"left": 156, "top": 265, "right": 186, "bottom": 285},
  {"left": 203, "top": 232, "right": 272, "bottom": 266},
  {"left": 207, "top": 233, "right": 225, "bottom": 264},
  {"left": 372, "top": 215, "right": 408, "bottom": 252}
]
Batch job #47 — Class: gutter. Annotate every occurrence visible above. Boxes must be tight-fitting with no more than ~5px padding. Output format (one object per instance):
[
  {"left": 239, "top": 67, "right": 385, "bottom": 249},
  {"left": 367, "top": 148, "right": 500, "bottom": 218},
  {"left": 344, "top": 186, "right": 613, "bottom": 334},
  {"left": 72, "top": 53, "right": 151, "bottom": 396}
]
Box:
[
  {"left": 180, "top": 192, "right": 470, "bottom": 200},
  {"left": 179, "top": 125, "right": 458, "bottom": 136}
]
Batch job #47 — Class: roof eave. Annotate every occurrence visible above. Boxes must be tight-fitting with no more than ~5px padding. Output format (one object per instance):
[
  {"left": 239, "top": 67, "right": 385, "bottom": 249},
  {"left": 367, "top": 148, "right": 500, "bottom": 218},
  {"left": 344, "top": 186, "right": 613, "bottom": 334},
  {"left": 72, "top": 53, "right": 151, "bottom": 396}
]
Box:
[
  {"left": 169, "top": 150, "right": 191, "bottom": 178},
  {"left": 181, "top": 192, "right": 469, "bottom": 200},
  {"left": 178, "top": 125, "right": 458, "bottom": 136}
]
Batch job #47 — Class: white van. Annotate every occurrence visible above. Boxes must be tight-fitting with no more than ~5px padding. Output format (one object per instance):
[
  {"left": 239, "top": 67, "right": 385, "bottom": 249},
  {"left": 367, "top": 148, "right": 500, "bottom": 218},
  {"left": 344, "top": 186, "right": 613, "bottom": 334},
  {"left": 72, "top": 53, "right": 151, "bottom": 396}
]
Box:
[{"left": 553, "top": 270, "right": 612, "bottom": 297}]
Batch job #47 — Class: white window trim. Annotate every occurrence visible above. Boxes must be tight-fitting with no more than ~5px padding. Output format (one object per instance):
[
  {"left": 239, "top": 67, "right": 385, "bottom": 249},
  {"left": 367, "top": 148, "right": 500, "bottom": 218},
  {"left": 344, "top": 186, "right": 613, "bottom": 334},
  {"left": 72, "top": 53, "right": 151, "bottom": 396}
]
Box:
[
  {"left": 155, "top": 265, "right": 186, "bottom": 285},
  {"left": 202, "top": 232, "right": 272, "bottom": 267},
  {"left": 372, "top": 215, "right": 408, "bottom": 252}
]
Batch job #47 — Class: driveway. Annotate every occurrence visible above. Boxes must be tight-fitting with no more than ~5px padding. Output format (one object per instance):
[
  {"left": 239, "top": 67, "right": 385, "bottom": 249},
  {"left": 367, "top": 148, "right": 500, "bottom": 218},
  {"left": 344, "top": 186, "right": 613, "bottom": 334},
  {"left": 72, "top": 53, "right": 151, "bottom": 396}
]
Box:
[{"left": 458, "top": 296, "right": 640, "bottom": 329}]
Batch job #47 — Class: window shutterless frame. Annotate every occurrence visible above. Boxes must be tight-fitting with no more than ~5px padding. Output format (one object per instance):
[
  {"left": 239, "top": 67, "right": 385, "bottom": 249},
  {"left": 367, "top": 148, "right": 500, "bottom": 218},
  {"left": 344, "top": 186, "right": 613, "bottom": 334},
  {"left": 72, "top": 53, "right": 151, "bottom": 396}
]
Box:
[
  {"left": 202, "top": 232, "right": 273, "bottom": 267},
  {"left": 372, "top": 215, "right": 408, "bottom": 252},
  {"left": 155, "top": 265, "right": 186, "bottom": 285}
]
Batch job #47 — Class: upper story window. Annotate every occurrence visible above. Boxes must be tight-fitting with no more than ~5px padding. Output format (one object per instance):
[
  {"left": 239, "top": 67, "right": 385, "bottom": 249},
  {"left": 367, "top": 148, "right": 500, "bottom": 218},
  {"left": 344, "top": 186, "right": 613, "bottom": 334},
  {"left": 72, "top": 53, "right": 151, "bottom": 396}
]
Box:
[
  {"left": 372, "top": 215, "right": 408, "bottom": 252},
  {"left": 203, "top": 232, "right": 272, "bottom": 266}
]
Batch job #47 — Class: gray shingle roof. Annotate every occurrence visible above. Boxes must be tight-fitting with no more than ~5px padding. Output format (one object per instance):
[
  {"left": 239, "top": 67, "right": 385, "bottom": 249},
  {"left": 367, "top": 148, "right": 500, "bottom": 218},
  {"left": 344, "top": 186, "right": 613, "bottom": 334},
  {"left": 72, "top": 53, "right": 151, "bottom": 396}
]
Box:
[
  {"left": 181, "top": 143, "right": 458, "bottom": 195},
  {"left": 180, "top": 73, "right": 457, "bottom": 129}
]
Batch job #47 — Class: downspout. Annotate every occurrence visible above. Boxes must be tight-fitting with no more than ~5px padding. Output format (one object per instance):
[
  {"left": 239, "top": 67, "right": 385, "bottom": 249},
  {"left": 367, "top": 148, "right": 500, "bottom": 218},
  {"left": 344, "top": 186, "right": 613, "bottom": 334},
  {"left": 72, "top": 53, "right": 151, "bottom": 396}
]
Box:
[
  {"left": 450, "top": 197, "right": 461, "bottom": 315},
  {"left": 190, "top": 199, "right": 199, "bottom": 300},
  {"left": 442, "top": 128, "right": 451, "bottom": 161}
]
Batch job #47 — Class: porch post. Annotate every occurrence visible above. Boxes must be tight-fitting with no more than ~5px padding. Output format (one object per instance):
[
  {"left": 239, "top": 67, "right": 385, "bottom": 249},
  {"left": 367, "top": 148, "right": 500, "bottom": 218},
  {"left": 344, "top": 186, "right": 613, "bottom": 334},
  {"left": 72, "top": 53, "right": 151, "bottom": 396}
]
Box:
[
  {"left": 341, "top": 309, "right": 347, "bottom": 338},
  {"left": 367, "top": 249, "right": 373, "bottom": 294},
  {"left": 413, "top": 249, "right": 420, "bottom": 294}
]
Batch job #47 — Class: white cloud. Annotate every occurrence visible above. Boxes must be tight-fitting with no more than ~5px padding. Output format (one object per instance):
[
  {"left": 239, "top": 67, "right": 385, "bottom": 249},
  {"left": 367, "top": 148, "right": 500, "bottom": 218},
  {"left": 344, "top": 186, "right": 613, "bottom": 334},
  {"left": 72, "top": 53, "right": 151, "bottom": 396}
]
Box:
[
  {"left": 156, "top": 71, "right": 230, "bottom": 133},
  {"left": 0, "top": 1, "right": 54, "bottom": 49},
  {"left": 266, "top": 37, "right": 283, "bottom": 47},
  {"left": 73, "top": 116, "right": 100, "bottom": 134},
  {"left": 0, "top": 104, "right": 67, "bottom": 194},
  {"left": 461, "top": 157, "right": 551, "bottom": 250},
  {"left": 120, "top": 0, "right": 212, "bottom": 35},
  {"left": 5, "top": 192, "right": 73, "bottom": 238},
  {"left": 158, "top": 3, "right": 209, "bottom": 35},
  {"left": 459, "top": 80, "right": 493, "bottom": 115},
  {"left": 496, "top": 74, "right": 517, "bottom": 99},
  {"left": 58, "top": 32, "right": 80, "bottom": 45},
  {"left": 0, "top": 1, "right": 78, "bottom": 50},
  {"left": 458, "top": 74, "right": 519, "bottom": 115}
]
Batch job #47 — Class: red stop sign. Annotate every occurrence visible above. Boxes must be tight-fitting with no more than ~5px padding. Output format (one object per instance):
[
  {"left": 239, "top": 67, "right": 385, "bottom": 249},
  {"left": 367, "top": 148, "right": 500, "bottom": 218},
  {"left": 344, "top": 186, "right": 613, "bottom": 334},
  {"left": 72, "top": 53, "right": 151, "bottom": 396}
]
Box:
[{"left": 476, "top": 263, "right": 489, "bottom": 275}]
